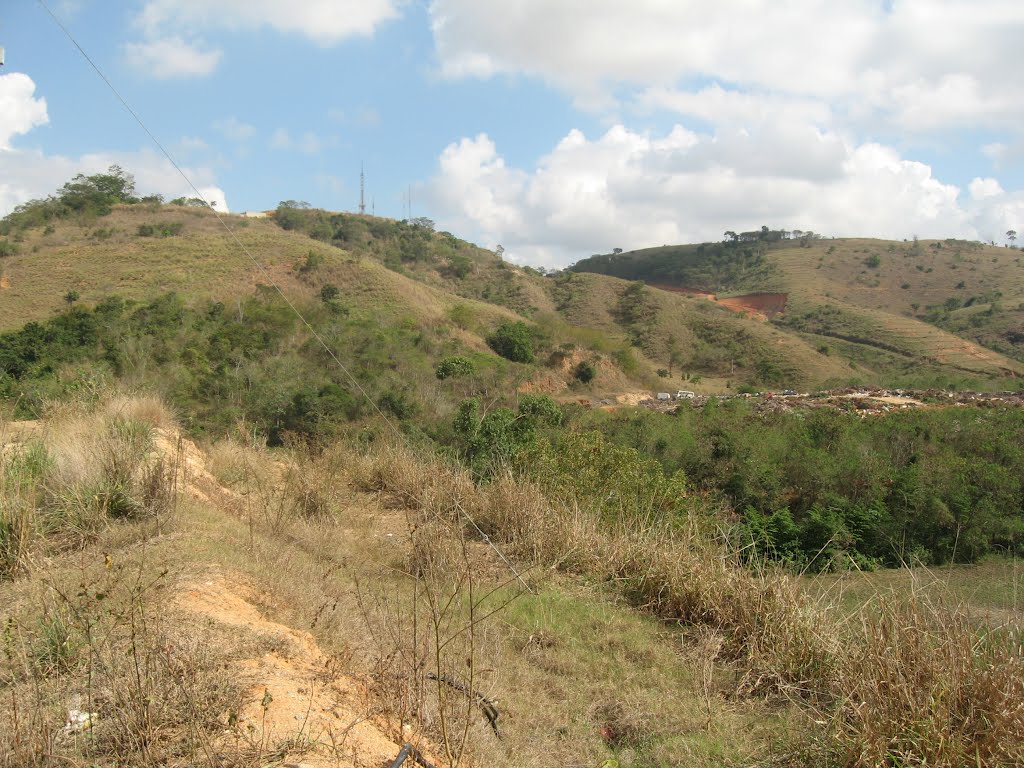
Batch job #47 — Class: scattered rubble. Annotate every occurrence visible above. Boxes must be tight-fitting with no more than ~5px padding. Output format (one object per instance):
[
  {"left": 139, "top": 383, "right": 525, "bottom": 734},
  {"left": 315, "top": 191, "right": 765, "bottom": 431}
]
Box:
[{"left": 586, "top": 387, "right": 1024, "bottom": 417}]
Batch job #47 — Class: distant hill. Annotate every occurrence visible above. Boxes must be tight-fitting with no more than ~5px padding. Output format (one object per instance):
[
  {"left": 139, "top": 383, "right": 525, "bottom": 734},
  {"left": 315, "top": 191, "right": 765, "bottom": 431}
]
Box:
[{"left": 572, "top": 235, "right": 1024, "bottom": 385}]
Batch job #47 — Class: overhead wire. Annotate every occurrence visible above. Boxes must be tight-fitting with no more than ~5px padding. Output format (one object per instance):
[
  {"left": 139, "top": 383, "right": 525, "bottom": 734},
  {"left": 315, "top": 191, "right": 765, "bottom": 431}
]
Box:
[{"left": 36, "top": 0, "right": 532, "bottom": 593}]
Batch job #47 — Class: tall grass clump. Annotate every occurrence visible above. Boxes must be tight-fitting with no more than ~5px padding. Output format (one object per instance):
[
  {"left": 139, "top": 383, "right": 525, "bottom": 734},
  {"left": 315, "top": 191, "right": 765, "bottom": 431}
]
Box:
[
  {"left": 350, "top": 438, "right": 838, "bottom": 693},
  {"left": 1, "top": 562, "right": 244, "bottom": 767},
  {"left": 0, "top": 437, "right": 50, "bottom": 579},
  {"left": 833, "top": 594, "right": 1024, "bottom": 767},
  {"left": 0, "top": 394, "right": 180, "bottom": 577}
]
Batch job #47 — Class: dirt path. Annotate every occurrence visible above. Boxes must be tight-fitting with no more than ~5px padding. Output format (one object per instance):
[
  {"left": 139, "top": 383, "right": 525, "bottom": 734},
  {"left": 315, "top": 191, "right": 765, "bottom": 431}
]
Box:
[
  {"left": 175, "top": 574, "right": 436, "bottom": 768},
  {"left": 153, "top": 428, "right": 441, "bottom": 768}
]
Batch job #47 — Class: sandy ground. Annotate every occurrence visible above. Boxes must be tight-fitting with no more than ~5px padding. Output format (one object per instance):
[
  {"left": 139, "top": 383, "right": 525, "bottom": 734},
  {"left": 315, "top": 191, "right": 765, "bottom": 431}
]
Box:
[
  {"left": 154, "top": 426, "right": 442, "bottom": 768},
  {"left": 833, "top": 393, "right": 924, "bottom": 406},
  {"left": 175, "top": 574, "right": 437, "bottom": 768}
]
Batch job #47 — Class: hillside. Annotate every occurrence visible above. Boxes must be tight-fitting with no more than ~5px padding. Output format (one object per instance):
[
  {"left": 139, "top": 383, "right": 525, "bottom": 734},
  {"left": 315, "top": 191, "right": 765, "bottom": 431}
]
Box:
[
  {"left": 4, "top": 175, "right": 1024, "bottom": 768},
  {"left": 0, "top": 200, "right": 853, "bottom": 403},
  {"left": 572, "top": 236, "right": 1024, "bottom": 387},
  {"left": 4, "top": 394, "right": 1022, "bottom": 768}
]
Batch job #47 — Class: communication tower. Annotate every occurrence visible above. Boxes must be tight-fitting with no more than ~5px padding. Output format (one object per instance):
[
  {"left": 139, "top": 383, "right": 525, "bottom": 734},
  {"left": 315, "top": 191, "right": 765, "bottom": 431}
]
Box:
[{"left": 359, "top": 163, "right": 366, "bottom": 215}]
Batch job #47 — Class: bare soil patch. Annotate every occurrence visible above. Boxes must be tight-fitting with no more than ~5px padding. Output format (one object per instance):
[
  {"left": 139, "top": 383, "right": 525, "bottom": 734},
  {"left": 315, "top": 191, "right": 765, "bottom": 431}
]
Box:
[
  {"left": 175, "top": 573, "right": 440, "bottom": 768},
  {"left": 651, "top": 285, "right": 788, "bottom": 320}
]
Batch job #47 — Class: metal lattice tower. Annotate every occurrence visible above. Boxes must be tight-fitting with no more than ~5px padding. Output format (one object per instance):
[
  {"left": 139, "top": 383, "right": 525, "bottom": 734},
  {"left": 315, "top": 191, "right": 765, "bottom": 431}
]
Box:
[{"left": 359, "top": 164, "right": 366, "bottom": 215}]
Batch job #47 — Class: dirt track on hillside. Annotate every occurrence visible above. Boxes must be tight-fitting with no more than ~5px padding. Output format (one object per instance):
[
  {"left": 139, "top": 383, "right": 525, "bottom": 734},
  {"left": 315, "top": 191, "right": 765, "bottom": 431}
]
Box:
[{"left": 176, "top": 574, "right": 436, "bottom": 768}]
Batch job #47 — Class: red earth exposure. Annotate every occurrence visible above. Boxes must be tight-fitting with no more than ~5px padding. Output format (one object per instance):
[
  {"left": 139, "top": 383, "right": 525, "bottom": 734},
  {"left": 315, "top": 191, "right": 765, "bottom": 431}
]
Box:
[{"left": 651, "top": 285, "right": 788, "bottom": 320}]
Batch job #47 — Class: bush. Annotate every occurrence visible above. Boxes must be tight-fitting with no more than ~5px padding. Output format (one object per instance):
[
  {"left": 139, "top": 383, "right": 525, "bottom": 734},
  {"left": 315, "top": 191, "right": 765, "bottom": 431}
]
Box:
[
  {"left": 137, "top": 222, "right": 183, "bottom": 238},
  {"left": 447, "top": 303, "right": 476, "bottom": 330},
  {"left": 574, "top": 360, "right": 597, "bottom": 383},
  {"left": 0, "top": 239, "right": 19, "bottom": 257},
  {"left": 436, "top": 356, "right": 475, "bottom": 379},
  {"left": 486, "top": 321, "right": 536, "bottom": 363},
  {"left": 298, "top": 250, "right": 323, "bottom": 274},
  {"left": 453, "top": 395, "right": 561, "bottom": 476}
]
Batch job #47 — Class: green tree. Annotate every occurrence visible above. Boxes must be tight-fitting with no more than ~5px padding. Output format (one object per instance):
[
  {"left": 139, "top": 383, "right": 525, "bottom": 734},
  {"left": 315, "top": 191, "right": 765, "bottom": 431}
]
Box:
[
  {"left": 486, "top": 321, "right": 536, "bottom": 363},
  {"left": 453, "top": 395, "right": 560, "bottom": 476},
  {"left": 58, "top": 165, "right": 137, "bottom": 216},
  {"left": 436, "top": 356, "right": 475, "bottom": 379}
]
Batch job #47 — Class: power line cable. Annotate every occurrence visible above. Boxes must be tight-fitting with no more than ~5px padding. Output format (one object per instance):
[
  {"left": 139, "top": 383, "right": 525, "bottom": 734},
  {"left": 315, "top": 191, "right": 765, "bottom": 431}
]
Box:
[{"left": 37, "top": 0, "right": 532, "bottom": 592}]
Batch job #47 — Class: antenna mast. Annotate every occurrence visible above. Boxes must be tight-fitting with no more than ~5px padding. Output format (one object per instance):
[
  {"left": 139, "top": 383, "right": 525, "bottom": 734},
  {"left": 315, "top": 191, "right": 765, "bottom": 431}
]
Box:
[{"left": 359, "top": 163, "right": 366, "bottom": 215}]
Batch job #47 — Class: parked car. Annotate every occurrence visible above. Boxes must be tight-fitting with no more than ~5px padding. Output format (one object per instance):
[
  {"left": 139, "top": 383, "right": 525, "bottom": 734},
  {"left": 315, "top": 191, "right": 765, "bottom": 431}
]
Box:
[
  {"left": 675, "top": 390, "right": 696, "bottom": 399},
  {"left": 656, "top": 392, "right": 672, "bottom": 401}
]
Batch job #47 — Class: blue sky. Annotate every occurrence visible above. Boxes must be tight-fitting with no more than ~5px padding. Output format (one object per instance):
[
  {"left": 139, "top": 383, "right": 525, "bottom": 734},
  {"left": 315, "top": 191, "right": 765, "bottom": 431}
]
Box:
[{"left": 3, "top": 1, "right": 1024, "bottom": 267}]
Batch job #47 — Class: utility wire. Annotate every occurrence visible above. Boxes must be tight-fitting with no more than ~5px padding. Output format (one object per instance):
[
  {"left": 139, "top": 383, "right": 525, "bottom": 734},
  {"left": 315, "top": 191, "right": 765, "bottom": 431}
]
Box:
[{"left": 37, "top": 0, "right": 532, "bottom": 593}]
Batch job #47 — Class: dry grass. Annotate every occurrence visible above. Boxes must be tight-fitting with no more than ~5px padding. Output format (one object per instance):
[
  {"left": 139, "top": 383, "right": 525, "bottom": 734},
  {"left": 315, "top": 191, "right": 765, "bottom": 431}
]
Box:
[
  {"left": 349, "top": 440, "right": 1024, "bottom": 766},
  {"left": 0, "top": 393, "right": 180, "bottom": 578},
  {"left": 1, "top": 555, "right": 246, "bottom": 767},
  {"left": 0, "top": 395, "right": 251, "bottom": 767},
  {"left": 829, "top": 592, "right": 1024, "bottom": 767},
  {"left": 350, "top": 443, "right": 836, "bottom": 693},
  {"left": 7, "top": 392, "right": 1022, "bottom": 766}
]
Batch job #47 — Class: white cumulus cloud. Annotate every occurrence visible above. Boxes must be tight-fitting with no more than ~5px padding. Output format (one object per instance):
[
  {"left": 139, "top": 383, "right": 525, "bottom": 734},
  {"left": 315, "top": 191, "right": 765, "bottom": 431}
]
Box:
[
  {"left": 0, "top": 73, "right": 49, "bottom": 150},
  {"left": 421, "top": 125, "right": 1019, "bottom": 268},
  {"left": 0, "top": 72, "right": 228, "bottom": 215},
  {"left": 429, "top": 0, "right": 1024, "bottom": 135},
  {"left": 0, "top": 147, "right": 229, "bottom": 215}
]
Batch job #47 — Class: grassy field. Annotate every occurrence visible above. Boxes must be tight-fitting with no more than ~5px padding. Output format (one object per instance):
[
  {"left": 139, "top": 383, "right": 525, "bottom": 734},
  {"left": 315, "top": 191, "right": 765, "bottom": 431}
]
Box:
[
  {"left": 8, "top": 202, "right": 1023, "bottom": 395},
  {"left": 0, "top": 397, "right": 808, "bottom": 767},
  {"left": 771, "top": 238, "right": 1024, "bottom": 376},
  {"left": 0, "top": 206, "right": 524, "bottom": 336}
]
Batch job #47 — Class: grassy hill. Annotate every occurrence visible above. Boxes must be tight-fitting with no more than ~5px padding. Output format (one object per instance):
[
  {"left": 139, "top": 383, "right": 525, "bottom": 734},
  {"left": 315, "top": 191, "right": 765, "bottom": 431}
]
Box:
[
  {"left": 572, "top": 235, "right": 1024, "bottom": 387},
  {"left": 0, "top": 201, "right": 856, "bottom": 402},
  {"left": 4, "top": 175, "right": 1024, "bottom": 419},
  {"left": 4, "top": 173, "right": 1024, "bottom": 768}
]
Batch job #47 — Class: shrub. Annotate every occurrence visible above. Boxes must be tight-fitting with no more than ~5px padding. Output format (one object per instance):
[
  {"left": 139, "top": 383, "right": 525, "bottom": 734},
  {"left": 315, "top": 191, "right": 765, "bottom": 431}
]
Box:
[
  {"left": 453, "top": 395, "right": 561, "bottom": 476},
  {"left": 298, "top": 250, "right": 323, "bottom": 274},
  {"left": 137, "top": 222, "right": 183, "bottom": 238},
  {"left": 379, "top": 390, "right": 419, "bottom": 421},
  {"left": 486, "top": 321, "right": 536, "bottom": 363},
  {"left": 447, "top": 303, "right": 476, "bottom": 330},
  {"left": 0, "top": 239, "right": 19, "bottom": 257},
  {"left": 436, "top": 356, "right": 475, "bottom": 379},
  {"left": 574, "top": 360, "right": 597, "bottom": 383}
]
